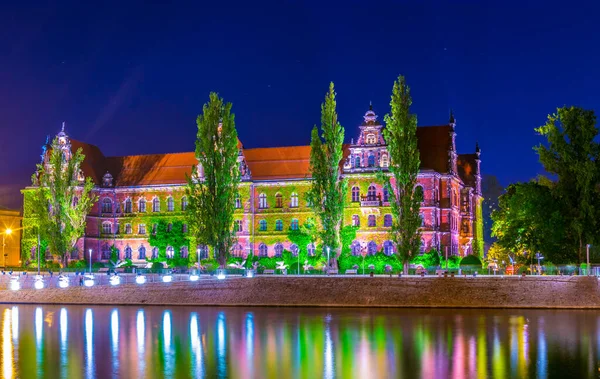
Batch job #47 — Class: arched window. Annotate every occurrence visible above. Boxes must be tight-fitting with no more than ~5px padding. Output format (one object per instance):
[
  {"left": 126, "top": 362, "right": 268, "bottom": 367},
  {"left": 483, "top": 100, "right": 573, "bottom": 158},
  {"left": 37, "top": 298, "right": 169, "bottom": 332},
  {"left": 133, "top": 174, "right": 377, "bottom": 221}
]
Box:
[
  {"left": 380, "top": 154, "right": 389, "bottom": 167},
  {"left": 181, "top": 246, "right": 189, "bottom": 258},
  {"left": 307, "top": 243, "right": 316, "bottom": 256},
  {"left": 259, "top": 220, "right": 267, "bottom": 231},
  {"left": 383, "top": 187, "right": 389, "bottom": 202},
  {"left": 124, "top": 198, "right": 132, "bottom": 213},
  {"left": 420, "top": 239, "right": 427, "bottom": 253},
  {"left": 351, "top": 241, "right": 361, "bottom": 256},
  {"left": 275, "top": 219, "right": 283, "bottom": 231},
  {"left": 138, "top": 198, "right": 146, "bottom": 213},
  {"left": 275, "top": 193, "right": 283, "bottom": 208},
  {"left": 258, "top": 243, "right": 268, "bottom": 257},
  {"left": 102, "top": 198, "right": 112, "bottom": 213},
  {"left": 235, "top": 194, "right": 241, "bottom": 209},
  {"left": 415, "top": 185, "right": 424, "bottom": 202},
  {"left": 368, "top": 154, "right": 375, "bottom": 167},
  {"left": 368, "top": 215, "right": 376, "bottom": 227},
  {"left": 197, "top": 245, "right": 208, "bottom": 259},
  {"left": 152, "top": 247, "right": 158, "bottom": 259},
  {"left": 354, "top": 156, "right": 361, "bottom": 168},
  {"left": 366, "top": 134, "right": 376, "bottom": 144},
  {"left": 72, "top": 196, "right": 79, "bottom": 207},
  {"left": 124, "top": 246, "right": 132, "bottom": 259},
  {"left": 232, "top": 244, "right": 243, "bottom": 257},
  {"left": 290, "top": 244, "right": 299, "bottom": 256},
  {"left": 384, "top": 214, "right": 392, "bottom": 227},
  {"left": 259, "top": 193, "right": 268, "bottom": 208},
  {"left": 167, "top": 197, "right": 174, "bottom": 212},
  {"left": 368, "top": 241, "right": 377, "bottom": 255},
  {"left": 167, "top": 223, "right": 172, "bottom": 232},
  {"left": 291, "top": 219, "right": 299, "bottom": 230},
  {"left": 352, "top": 215, "right": 360, "bottom": 227},
  {"left": 420, "top": 213, "right": 425, "bottom": 227},
  {"left": 351, "top": 186, "right": 360, "bottom": 202},
  {"left": 125, "top": 223, "right": 132, "bottom": 234},
  {"left": 102, "top": 222, "right": 112, "bottom": 234},
  {"left": 138, "top": 246, "right": 146, "bottom": 259},
  {"left": 166, "top": 246, "right": 174, "bottom": 258},
  {"left": 181, "top": 196, "right": 188, "bottom": 211},
  {"left": 152, "top": 197, "right": 160, "bottom": 212},
  {"left": 290, "top": 193, "right": 299, "bottom": 208},
  {"left": 383, "top": 241, "right": 394, "bottom": 256},
  {"left": 367, "top": 185, "right": 376, "bottom": 199},
  {"left": 274, "top": 243, "right": 284, "bottom": 257},
  {"left": 182, "top": 223, "right": 188, "bottom": 233}
]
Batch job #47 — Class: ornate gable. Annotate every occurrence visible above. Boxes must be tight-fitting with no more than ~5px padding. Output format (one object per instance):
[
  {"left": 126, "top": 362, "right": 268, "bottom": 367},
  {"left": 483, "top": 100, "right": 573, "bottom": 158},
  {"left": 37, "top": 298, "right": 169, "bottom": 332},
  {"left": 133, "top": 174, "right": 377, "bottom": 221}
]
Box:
[{"left": 344, "top": 104, "right": 389, "bottom": 173}]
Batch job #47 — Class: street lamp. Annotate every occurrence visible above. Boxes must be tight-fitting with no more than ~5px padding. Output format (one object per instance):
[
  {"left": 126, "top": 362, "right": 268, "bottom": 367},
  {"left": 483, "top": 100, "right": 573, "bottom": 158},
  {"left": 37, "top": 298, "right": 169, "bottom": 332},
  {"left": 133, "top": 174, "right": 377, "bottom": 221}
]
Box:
[
  {"left": 2, "top": 228, "right": 12, "bottom": 268},
  {"left": 326, "top": 246, "right": 330, "bottom": 272},
  {"left": 89, "top": 249, "right": 92, "bottom": 274},
  {"left": 587, "top": 244, "right": 591, "bottom": 276},
  {"left": 535, "top": 253, "right": 544, "bottom": 275}
]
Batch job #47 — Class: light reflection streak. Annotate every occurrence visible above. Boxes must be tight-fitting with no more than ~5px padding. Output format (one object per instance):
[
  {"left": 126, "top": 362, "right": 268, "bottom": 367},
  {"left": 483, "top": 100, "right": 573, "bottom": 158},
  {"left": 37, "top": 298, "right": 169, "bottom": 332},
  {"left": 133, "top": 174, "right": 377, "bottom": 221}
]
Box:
[
  {"left": 190, "top": 313, "right": 204, "bottom": 377},
  {"left": 111, "top": 309, "right": 119, "bottom": 374},
  {"left": 85, "top": 309, "right": 94, "bottom": 378},
  {"left": 60, "top": 308, "right": 68, "bottom": 377},
  {"left": 136, "top": 309, "right": 145, "bottom": 376},
  {"left": 3, "top": 309, "right": 13, "bottom": 379},
  {"left": 323, "top": 314, "right": 334, "bottom": 379},
  {"left": 217, "top": 312, "right": 226, "bottom": 377},
  {"left": 245, "top": 312, "right": 254, "bottom": 375},
  {"left": 538, "top": 318, "right": 547, "bottom": 379},
  {"left": 35, "top": 307, "right": 42, "bottom": 346},
  {"left": 163, "top": 310, "right": 173, "bottom": 376},
  {"left": 10, "top": 307, "right": 18, "bottom": 344}
]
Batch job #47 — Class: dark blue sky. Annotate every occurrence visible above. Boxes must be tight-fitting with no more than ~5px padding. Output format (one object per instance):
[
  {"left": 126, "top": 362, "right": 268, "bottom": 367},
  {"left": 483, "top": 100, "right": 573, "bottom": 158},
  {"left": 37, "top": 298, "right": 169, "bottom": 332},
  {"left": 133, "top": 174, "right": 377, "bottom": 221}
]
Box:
[{"left": 1, "top": 1, "right": 599, "bottom": 209}]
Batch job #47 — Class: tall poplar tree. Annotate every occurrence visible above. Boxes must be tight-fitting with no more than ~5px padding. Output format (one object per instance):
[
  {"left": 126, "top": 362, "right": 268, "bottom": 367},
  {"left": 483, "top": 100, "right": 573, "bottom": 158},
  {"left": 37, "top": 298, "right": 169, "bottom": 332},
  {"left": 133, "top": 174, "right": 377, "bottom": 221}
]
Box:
[
  {"left": 307, "top": 83, "right": 347, "bottom": 266},
  {"left": 30, "top": 137, "right": 96, "bottom": 267},
  {"left": 380, "top": 75, "right": 422, "bottom": 273},
  {"left": 186, "top": 93, "right": 240, "bottom": 268},
  {"left": 535, "top": 106, "right": 600, "bottom": 263}
]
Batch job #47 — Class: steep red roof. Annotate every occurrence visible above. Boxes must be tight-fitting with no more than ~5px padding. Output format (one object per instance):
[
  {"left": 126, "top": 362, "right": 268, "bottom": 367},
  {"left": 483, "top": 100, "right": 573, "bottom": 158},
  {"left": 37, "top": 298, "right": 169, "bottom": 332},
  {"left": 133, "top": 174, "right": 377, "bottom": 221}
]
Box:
[
  {"left": 416, "top": 125, "right": 452, "bottom": 172},
  {"left": 457, "top": 153, "right": 478, "bottom": 187},
  {"left": 70, "top": 140, "right": 107, "bottom": 184}
]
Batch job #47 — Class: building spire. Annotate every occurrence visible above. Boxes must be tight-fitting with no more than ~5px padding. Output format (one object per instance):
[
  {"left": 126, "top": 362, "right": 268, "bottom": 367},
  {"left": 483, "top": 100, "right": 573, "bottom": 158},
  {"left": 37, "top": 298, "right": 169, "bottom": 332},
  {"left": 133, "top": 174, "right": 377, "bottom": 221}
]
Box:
[
  {"left": 61, "top": 121, "right": 65, "bottom": 133},
  {"left": 449, "top": 109, "right": 455, "bottom": 124},
  {"left": 475, "top": 141, "right": 481, "bottom": 156},
  {"left": 369, "top": 101, "right": 373, "bottom": 111}
]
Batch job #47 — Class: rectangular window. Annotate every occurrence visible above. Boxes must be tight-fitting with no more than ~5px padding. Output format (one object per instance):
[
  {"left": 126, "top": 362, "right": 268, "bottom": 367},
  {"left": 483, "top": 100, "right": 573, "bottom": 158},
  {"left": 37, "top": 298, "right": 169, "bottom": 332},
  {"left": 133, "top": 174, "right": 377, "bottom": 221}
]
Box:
[
  {"left": 102, "top": 223, "right": 111, "bottom": 234},
  {"left": 183, "top": 224, "right": 188, "bottom": 233},
  {"left": 235, "top": 220, "right": 243, "bottom": 232},
  {"left": 125, "top": 224, "right": 132, "bottom": 234},
  {"left": 138, "top": 224, "right": 146, "bottom": 235},
  {"left": 152, "top": 224, "right": 157, "bottom": 235}
]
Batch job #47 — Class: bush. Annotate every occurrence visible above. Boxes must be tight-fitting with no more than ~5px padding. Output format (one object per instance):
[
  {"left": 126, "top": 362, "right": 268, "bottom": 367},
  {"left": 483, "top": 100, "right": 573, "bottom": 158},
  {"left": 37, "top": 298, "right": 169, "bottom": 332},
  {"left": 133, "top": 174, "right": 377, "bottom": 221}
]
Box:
[
  {"left": 151, "top": 261, "right": 164, "bottom": 271},
  {"left": 92, "top": 262, "right": 105, "bottom": 269},
  {"left": 67, "top": 260, "right": 87, "bottom": 269},
  {"left": 518, "top": 265, "right": 530, "bottom": 274},
  {"left": 460, "top": 255, "right": 482, "bottom": 267},
  {"left": 439, "top": 256, "right": 461, "bottom": 269},
  {"left": 411, "top": 249, "right": 441, "bottom": 268}
]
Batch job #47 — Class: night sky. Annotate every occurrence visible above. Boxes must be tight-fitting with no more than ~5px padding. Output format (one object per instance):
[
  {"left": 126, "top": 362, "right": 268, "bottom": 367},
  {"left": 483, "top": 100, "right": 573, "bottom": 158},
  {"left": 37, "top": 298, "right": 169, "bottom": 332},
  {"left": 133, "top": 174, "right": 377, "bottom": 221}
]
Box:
[{"left": 2, "top": 1, "right": 599, "bottom": 210}]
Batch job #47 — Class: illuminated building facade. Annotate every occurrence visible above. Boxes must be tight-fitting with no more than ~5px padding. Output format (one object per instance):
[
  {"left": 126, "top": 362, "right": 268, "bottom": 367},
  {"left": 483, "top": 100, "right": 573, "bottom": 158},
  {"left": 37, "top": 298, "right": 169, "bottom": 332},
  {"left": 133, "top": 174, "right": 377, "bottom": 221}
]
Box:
[{"left": 21, "top": 106, "right": 482, "bottom": 263}]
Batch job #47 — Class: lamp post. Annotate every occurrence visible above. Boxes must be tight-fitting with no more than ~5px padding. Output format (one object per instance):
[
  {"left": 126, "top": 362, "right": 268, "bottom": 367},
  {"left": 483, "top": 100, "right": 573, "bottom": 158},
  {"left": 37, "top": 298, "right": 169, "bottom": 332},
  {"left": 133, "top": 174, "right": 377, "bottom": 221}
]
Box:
[
  {"left": 587, "top": 244, "right": 591, "bottom": 276},
  {"left": 326, "top": 246, "right": 330, "bottom": 272},
  {"left": 89, "top": 249, "right": 92, "bottom": 274},
  {"left": 2, "top": 228, "right": 12, "bottom": 268},
  {"left": 535, "top": 252, "right": 544, "bottom": 275}
]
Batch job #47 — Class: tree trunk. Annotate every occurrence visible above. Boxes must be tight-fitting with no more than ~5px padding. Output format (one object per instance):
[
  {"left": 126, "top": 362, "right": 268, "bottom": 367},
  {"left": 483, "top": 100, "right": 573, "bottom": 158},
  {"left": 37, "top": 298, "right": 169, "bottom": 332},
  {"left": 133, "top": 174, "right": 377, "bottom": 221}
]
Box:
[{"left": 579, "top": 236, "right": 583, "bottom": 264}]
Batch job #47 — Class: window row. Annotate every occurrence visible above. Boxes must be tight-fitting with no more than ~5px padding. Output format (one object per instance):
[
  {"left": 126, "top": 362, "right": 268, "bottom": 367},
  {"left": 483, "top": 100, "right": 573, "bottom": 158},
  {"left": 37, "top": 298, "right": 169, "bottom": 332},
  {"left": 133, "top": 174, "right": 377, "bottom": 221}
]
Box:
[
  {"left": 257, "top": 243, "right": 315, "bottom": 257},
  {"left": 101, "top": 222, "right": 187, "bottom": 235},
  {"left": 101, "top": 196, "right": 188, "bottom": 214},
  {"left": 350, "top": 185, "right": 424, "bottom": 203},
  {"left": 258, "top": 192, "right": 300, "bottom": 209},
  {"left": 351, "top": 152, "right": 389, "bottom": 168},
  {"left": 350, "top": 240, "right": 395, "bottom": 256},
  {"left": 258, "top": 219, "right": 299, "bottom": 231}
]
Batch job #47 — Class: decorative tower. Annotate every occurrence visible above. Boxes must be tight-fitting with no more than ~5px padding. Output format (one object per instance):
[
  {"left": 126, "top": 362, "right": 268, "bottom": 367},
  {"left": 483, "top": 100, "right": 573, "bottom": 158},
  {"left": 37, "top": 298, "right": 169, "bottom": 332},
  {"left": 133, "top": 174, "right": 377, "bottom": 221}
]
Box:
[
  {"left": 474, "top": 142, "right": 482, "bottom": 195},
  {"left": 56, "top": 122, "right": 72, "bottom": 160},
  {"left": 448, "top": 110, "right": 457, "bottom": 175},
  {"left": 344, "top": 103, "right": 389, "bottom": 173}
]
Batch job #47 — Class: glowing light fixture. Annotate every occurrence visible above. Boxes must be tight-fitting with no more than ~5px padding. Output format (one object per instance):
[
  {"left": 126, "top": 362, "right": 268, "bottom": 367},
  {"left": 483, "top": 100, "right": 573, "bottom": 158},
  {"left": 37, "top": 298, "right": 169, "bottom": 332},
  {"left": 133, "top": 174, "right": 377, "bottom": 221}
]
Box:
[
  {"left": 217, "top": 273, "right": 226, "bottom": 280},
  {"left": 109, "top": 275, "right": 121, "bottom": 286},
  {"left": 190, "top": 274, "right": 199, "bottom": 282},
  {"left": 83, "top": 275, "right": 94, "bottom": 287},
  {"left": 34, "top": 276, "right": 44, "bottom": 290},
  {"left": 136, "top": 275, "right": 146, "bottom": 284},
  {"left": 9, "top": 277, "right": 19, "bottom": 291},
  {"left": 245, "top": 270, "right": 254, "bottom": 278},
  {"left": 162, "top": 275, "right": 173, "bottom": 283},
  {"left": 58, "top": 276, "right": 69, "bottom": 288}
]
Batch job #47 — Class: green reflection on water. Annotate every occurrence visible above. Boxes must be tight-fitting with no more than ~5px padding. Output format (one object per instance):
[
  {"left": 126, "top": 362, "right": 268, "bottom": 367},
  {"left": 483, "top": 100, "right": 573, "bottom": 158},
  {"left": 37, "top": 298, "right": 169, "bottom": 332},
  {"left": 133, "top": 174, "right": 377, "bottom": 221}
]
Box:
[{"left": 0, "top": 306, "right": 599, "bottom": 378}]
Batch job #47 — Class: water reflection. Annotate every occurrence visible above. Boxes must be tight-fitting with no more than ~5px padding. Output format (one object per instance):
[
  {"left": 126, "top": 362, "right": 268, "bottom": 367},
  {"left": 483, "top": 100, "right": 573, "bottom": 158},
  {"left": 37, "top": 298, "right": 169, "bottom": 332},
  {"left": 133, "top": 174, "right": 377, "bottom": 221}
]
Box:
[{"left": 0, "top": 306, "right": 598, "bottom": 378}]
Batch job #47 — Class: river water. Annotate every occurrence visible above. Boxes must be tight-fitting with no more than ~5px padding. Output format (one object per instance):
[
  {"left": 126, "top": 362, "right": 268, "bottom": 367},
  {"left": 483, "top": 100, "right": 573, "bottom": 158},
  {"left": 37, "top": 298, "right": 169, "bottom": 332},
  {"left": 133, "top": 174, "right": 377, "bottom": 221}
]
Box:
[{"left": 0, "top": 305, "right": 597, "bottom": 378}]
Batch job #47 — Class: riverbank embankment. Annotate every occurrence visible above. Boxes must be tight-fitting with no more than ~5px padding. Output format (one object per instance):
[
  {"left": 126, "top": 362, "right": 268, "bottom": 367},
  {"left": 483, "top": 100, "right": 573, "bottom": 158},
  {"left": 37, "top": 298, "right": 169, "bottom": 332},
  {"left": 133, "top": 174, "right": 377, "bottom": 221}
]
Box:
[{"left": 0, "top": 275, "right": 598, "bottom": 308}]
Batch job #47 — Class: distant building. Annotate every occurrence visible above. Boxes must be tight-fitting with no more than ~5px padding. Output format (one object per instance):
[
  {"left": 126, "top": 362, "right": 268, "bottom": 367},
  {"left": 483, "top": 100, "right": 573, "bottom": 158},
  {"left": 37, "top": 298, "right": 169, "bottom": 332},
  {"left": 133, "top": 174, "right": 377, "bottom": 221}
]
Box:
[
  {"left": 0, "top": 209, "right": 21, "bottom": 267},
  {"left": 22, "top": 106, "right": 482, "bottom": 263}
]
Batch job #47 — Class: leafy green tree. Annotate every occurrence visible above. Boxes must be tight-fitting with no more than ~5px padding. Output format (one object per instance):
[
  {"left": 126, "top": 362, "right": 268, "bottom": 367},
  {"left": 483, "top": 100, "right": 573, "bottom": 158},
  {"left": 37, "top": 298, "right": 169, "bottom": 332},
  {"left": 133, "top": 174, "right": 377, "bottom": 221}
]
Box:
[
  {"left": 379, "top": 75, "right": 422, "bottom": 273},
  {"left": 535, "top": 106, "right": 600, "bottom": 262},
  {"left": 307, "top": 83, "right": 347, "bottom": 265},
  {"left": 186, "top": 93, "right": 240, "bottom": 268},
  {"left": 491, "top": 181, "right": 573, "bottom": 263},
  {"left": 30, "top": 137, "right": 96, "bottom": 267}
]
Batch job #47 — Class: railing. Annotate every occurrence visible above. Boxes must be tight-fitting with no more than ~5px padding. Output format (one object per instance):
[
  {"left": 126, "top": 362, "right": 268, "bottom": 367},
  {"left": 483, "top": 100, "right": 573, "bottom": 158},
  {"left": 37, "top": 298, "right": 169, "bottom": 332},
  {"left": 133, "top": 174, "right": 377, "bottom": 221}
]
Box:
[{"left": 360, "top": 195, "right": 381, "bottom": 207}]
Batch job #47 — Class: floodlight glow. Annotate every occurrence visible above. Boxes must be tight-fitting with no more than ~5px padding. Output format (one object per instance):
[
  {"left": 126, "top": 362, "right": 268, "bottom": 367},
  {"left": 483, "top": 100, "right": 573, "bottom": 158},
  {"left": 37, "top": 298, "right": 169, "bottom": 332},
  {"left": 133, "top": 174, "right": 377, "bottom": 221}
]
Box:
[
  {"left": 245, "top": 270, "right": 254, "bottom": 278},
  {"left": 217, "top": 273, "right": 226, "bottom": 280},
  {"left": 34, "top": 279, "right": 44, "bottom": 290},
  {"left": 109, "top": 276, "right": 120, "bottom": 286},
  {"left": 162, "top": 275, "right": 173, "bottom": 283},
  {"left": 190, "top": 274, "right": 199, "bottom": 281},
  {"left": 136, "top": 275, "right": 146, "bottom": 284},
  {"left": 84, "top": 279, "right": 94, "bottom": 287},
  {"left": 9, "top": 278, "right": 20, "bottom": 291},
  {"left": 58, "top": 276, "right": 69, "bottom": 288}
]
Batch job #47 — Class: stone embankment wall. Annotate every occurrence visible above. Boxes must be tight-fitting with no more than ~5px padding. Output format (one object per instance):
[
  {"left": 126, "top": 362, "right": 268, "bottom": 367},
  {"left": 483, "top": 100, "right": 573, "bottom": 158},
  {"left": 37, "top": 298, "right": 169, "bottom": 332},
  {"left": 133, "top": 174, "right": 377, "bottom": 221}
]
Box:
[{"left": 0, "top": 276, "right": 599, "bottom": 308}]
